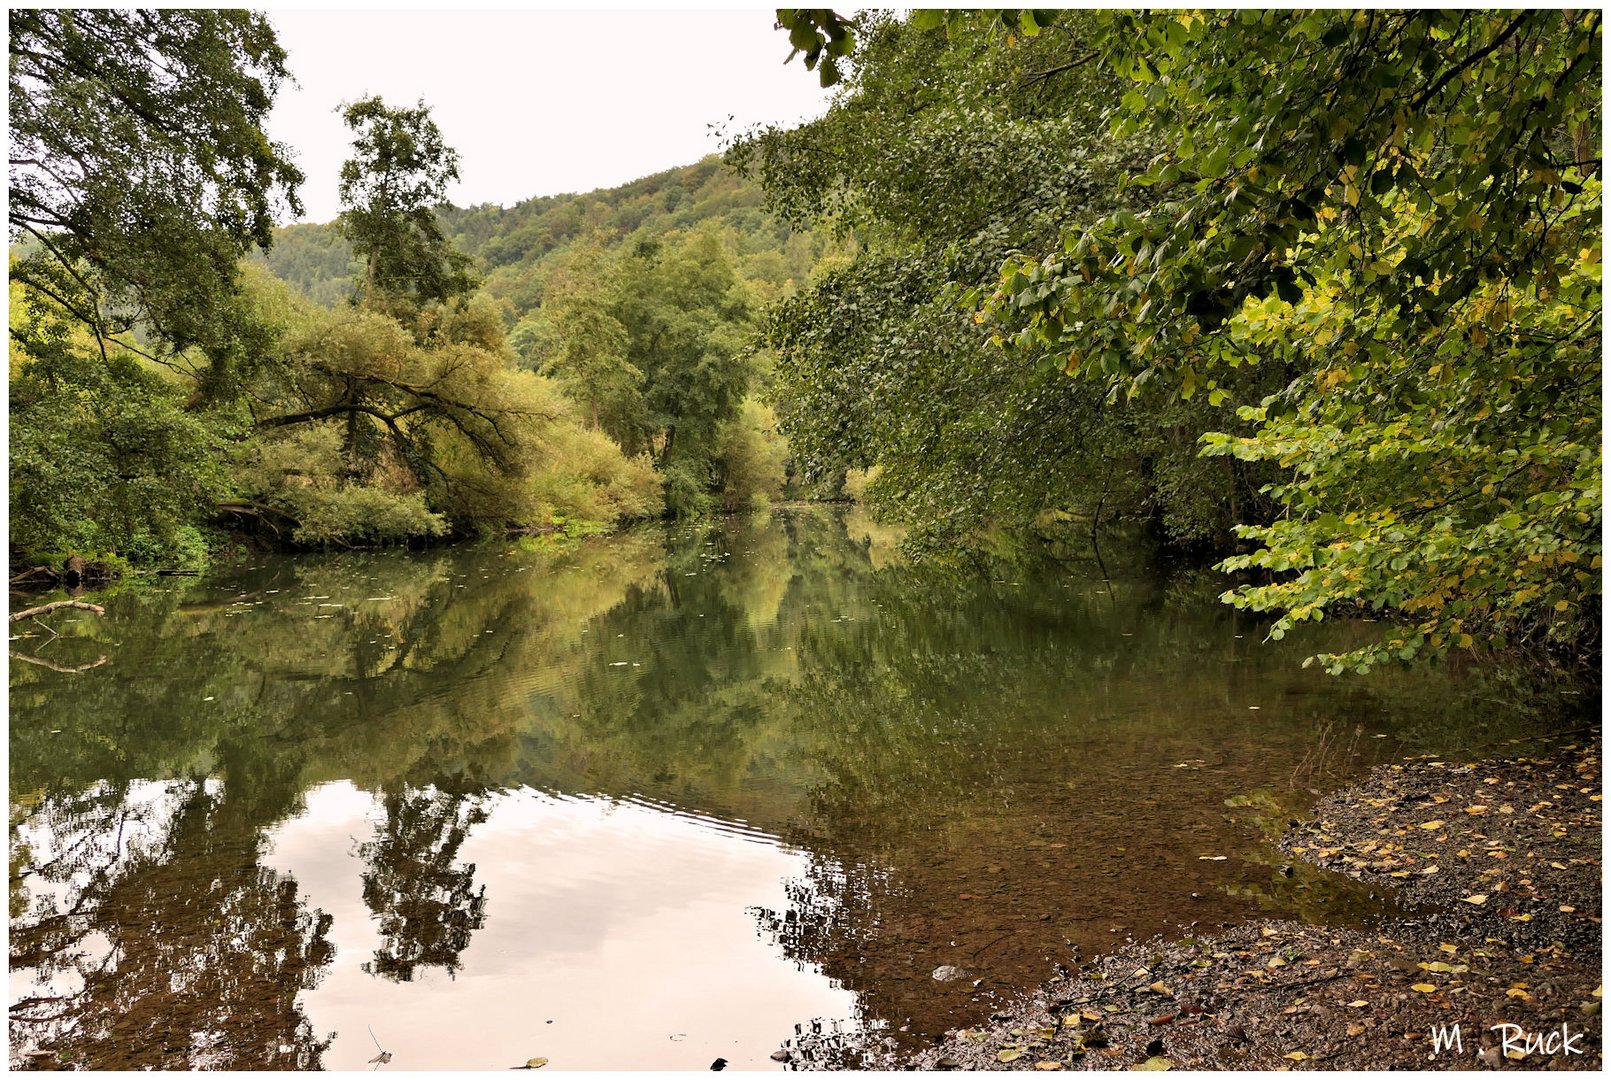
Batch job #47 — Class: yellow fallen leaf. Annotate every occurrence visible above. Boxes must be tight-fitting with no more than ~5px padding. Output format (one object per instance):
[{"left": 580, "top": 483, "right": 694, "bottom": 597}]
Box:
[
  {"left": 1438, "top": 944, "right": 1458, "bottom": 953},
  {"left": 1411, "top": 983, "right": 1437, "bottom": 993},
  {"left": 1347, "top": 1022, "right": 1366, "bottom": 1037},
  {"left": 1461, "top": 894, "right": 1488, "bottom": 905},
  {"left": 1510, "top": 913, "right": 1533, "bottom": 922},
  {"left": 1507, "top": 988, "right": 1532, "bottom": 1000},
  {"left": 1284, "top": 1051, "right": 1309, "bottom": 1062},
  {"left": 1420, "top": 820, "right": 1446, "bottom": 830},
  {"left": 998, "top": 1049, "right": 1024, "bottom": 1063},
  {"left": 1345, "top": 1000, "right": 1368, "bottom": 1008},
  {"left": 1035, "top": 1062, "right": 1063, "bottom": 1071}
]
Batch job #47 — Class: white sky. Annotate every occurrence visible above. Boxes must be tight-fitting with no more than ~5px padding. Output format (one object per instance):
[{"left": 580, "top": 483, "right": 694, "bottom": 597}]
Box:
[{"left": 263, "top": 6, "right": 838, "bottom": 224}]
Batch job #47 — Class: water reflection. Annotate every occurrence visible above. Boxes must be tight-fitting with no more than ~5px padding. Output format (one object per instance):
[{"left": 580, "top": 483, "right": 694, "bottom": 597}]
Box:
[{"left": 9, "top": 510, "right": 1592, "bottom": 1069}]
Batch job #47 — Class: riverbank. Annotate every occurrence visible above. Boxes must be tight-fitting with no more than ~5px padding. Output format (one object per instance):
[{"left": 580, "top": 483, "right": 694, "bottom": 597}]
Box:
[{"left": 897, "top": 739, "right": 1601, "bottom": 1071}]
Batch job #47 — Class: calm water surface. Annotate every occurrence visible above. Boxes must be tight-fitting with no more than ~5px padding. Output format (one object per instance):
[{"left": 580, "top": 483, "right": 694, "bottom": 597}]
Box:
[{"left": 8, "top": 509, "right": 1590, "bottom": 1069}]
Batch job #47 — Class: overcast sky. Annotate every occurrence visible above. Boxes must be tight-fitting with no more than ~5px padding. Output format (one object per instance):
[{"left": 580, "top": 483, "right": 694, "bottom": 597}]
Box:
[{"left": 263, "top": 7, "right": 837, "bottom": 224}]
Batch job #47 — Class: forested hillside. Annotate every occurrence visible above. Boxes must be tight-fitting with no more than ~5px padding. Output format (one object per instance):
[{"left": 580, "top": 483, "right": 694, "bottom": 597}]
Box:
[{"left": 260, "top": 155, "right": 832, "bottom": 316}]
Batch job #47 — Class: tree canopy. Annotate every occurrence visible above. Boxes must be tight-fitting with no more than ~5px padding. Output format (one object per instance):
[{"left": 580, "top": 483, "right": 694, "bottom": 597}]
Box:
[
  {"left": 337, "top": 96, "right": 477, "bottom": 309},
  {"left": 755, "top": 8, "right": 1601, "bottom": 670},
  {"left": 8, "top": 8, "right": 302, "bottom": 367}
]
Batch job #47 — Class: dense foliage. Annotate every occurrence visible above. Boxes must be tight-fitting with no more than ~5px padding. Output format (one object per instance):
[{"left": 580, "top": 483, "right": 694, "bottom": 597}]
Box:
[
  {"left": 754, "top": 9, "right": 1601, "bottom": 669},
  {"left": 731, "top": 12, "right": 1286, "bottom": 556},
  {"left": 975, "top": 10, "right": 1601, "bottom": 671},
  {"left": 9, "top": 9, "right": 302, "bottom": 375},
  {"left": 261, "top": 157, "right": 830, "bottom": 318}
]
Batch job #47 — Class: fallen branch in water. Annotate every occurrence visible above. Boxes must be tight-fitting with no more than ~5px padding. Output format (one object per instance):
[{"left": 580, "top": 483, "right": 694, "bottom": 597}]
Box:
[
  {"left": 10, "top": 650, "right": 110, "bottom": 673},
  {"left": 10, "top": 600, "right": 105, "bottom": 623}
]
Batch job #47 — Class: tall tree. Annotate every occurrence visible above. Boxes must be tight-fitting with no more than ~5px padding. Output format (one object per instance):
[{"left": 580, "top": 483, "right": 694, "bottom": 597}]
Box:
[
  {"left": 8, "top": 8, "right": 302, "bottom": 371},
  {"left": 336, "top": 96, "right": 476, "bottom": 310},
  {"left": 733, "top": 11, "right": 1280, "bottom": 555}
]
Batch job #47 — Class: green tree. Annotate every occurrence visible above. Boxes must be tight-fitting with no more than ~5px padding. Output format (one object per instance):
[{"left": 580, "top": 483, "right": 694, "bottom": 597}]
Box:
[
  {"left": 609, "top": 230, "right": 759, "bottom": 514},
  {"left": 8, "top": 9, "right": 302, "bottom": 372},
  {"left": 734, "top": 11, "right": 1281, "bottom": 555},
  {"left": 8, "top": 280, "right": 231, "bottom": 567},
  {"left": 337, "top": 96, "right": 476, "bottom": 310},
  {"left": 976, "top": 10, "right": 1601, "bottom": 669},
  {"left": 515, "top": 238, "right": 644, "bottom": 438}
]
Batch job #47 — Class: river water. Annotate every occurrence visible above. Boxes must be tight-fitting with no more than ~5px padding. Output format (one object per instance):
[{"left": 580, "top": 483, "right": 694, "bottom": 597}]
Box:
[{"left": 8, "top": 508, "right": 1590, "bottom": 1069}]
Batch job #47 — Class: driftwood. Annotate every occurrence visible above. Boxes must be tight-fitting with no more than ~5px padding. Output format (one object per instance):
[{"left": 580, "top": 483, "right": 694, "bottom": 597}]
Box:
[
  {"left": 9, "top": 600, "right": 106, "bottom": 623},
  {"left": 9, "top": 650, "right": 109, "bottom": 673}
]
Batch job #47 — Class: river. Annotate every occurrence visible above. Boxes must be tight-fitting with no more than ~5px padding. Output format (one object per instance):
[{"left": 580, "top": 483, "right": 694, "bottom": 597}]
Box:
[{"left": 8, "top": 508, "right": 1590, "bottom": 1069}]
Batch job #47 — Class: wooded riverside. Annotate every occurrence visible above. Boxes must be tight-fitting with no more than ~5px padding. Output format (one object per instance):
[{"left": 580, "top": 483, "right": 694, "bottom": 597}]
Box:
[{"left": 7, "top": 8, "right": 1603, "bottom": 1073}]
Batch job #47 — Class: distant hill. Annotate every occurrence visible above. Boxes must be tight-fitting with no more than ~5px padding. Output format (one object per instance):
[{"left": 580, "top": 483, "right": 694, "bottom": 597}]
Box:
[{"left": 259, "top": 155, "right": 831, "bottom": 318}]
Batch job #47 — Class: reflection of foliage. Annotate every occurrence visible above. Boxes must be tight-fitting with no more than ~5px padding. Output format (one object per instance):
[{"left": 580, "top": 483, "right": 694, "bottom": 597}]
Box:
[
  {"left": 9, "top": 781, "right": 333, "bottom": 1070},
  {"left": 9, "top": 509, "right": 1597, "bottom": 1059},
  {"left": 359, "top": 785, "right": 489, "bottom": 982}
]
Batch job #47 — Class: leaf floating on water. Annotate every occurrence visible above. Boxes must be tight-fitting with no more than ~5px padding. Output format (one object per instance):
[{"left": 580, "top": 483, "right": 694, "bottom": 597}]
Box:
[{"left": 1132, "top": 1057, "right": 1173, "bottom": 1071}]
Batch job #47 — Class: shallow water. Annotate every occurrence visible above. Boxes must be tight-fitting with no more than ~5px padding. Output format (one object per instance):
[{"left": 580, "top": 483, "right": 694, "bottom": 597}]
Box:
[{"left": 8, "top": 509, "right": 1591, "bottom": 1069}]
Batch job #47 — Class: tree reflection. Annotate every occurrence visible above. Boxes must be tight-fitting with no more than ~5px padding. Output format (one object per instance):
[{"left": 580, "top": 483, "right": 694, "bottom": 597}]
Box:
[
  {"left": 359, "top": 784, "right": 489, "bottom": 982},
  {"left": 9, "top": 781, "right": 334, "bottom": 1070}
]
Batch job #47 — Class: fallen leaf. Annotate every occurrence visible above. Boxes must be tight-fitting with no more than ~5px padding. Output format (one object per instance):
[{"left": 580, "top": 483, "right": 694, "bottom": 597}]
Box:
[
  {"left": 1283, "top": 1051, "right": 1309, "bottom": 1062},
  {"left": 1035, "top": 1062, "right": 1063, "bottom": 1071},
  {"left": 998, "top": 1050, "right": 1024, "bottom": 1063},
  {"left": 1345, "top": 1000, "right": 1368, "bottom": 1008},
  {"left": 1419, "top": 820, "right": 1446, "bottom": 830},
  {"left": 1411, "top": 983, "right": 1437, "bottom": 993},
  {"left": 1132, "top": 1058, "right": 1173, "bottom": 1071},
  {"left": 1347, "top": 1023, "right": 1366, "bottom": 1037},
  {"left": 1461, "top": 894, "right": 1488, "bottom": 905}
]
